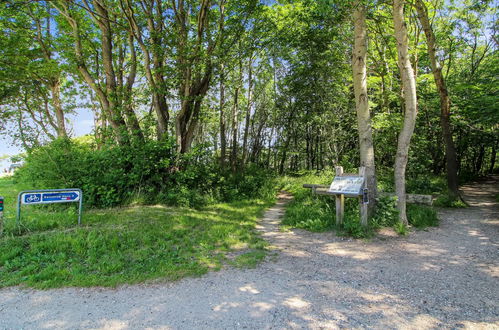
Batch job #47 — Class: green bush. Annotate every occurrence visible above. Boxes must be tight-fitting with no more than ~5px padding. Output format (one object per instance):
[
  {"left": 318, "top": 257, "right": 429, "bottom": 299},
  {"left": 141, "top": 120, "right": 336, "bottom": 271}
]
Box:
[
  {"left": 15, "top": 138, "right": 276, "bottom": 208},
  {"left": 371, "top": 196, "right": 399, "bottom": 228}
]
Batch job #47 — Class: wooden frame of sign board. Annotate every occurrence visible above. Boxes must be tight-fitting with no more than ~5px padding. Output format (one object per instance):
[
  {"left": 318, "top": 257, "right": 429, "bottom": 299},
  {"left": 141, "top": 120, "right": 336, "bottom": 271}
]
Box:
[
  {"left": 304, "top": 166, "right": 368, "bottom": 226},
  {"left": 332, "top": 166, "right": 368, "bottom": 226}
]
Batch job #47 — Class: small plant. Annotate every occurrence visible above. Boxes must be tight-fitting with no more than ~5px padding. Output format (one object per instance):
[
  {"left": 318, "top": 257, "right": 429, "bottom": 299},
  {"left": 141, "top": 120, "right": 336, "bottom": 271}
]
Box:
[{"left": 394, "top": 222, "right": 408, "bottom": 235}]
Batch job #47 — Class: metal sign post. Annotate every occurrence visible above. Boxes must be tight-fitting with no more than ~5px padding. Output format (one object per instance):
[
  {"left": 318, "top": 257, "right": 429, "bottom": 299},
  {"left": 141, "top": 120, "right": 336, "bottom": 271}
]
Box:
[{"left": 17, "top": 189, "right": 83, "bottom": 225}]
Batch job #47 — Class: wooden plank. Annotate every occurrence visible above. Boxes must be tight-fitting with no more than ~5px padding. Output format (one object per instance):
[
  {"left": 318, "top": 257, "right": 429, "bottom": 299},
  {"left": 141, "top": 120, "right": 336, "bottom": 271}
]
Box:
[
  {"left": 378, "top": 192, "right": 433, "bottom": 205},
  {"left": 314, "top": 188, "right": 335, "bottom": 195},
  {"left": 358, "top": 167, "right": 368, "bottom": 227},
  {"left": 335, "top": 166, "right": 344, "bottom": 225},
  {"left": 305, "top": 187, "right": 433, "bottom": 205},
  {"left": 302, "top": 184, "right": 329, "bottom": 189}
]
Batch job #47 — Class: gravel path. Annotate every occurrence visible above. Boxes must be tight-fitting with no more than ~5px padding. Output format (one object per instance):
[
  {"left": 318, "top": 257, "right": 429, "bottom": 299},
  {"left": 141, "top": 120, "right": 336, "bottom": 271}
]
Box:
[{"left": 1, "top": 178, "right": 498, "bottom": 329}]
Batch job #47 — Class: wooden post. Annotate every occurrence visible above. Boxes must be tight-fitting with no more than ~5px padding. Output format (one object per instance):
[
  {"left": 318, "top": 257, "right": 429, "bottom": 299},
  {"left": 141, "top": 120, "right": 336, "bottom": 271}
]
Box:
[
  {"left": 358, "top": 167, "right": 368, "bottom": 227},
  {"left": 0, "top": 195, "right": 3, "bottom": 236},
  {"left": 335, "top": 166, "right": 344, "bottom": 225}
]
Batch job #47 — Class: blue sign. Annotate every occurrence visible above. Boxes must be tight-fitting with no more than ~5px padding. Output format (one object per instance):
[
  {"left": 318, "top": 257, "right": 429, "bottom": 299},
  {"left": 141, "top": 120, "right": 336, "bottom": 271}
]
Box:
[
  {"left": 42, "top": 192, "right": 79, "bottom": 202},
  {"left": 17, "top": 188, "right": 84, "bottom": 225},
  {"left": 24, "top": 193, "right": 42, "bottom": 204},
  {"left": 21, "top": 191, "right": 81, "bottom": 205}
]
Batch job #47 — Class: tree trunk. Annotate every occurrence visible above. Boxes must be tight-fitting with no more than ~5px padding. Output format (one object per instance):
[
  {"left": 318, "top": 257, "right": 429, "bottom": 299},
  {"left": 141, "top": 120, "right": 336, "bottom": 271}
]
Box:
[
  {"left": 219, "top": 64, "right": 227, "bottom": 167},
  {"left": 94, "top": 1, "right": 129, "bottom": 145},
  {"left": 53, "top": 0, "right": 129, "bottom": 145},
  {"left": 489, "top": 143, "right": 496, "bottom": 174},
  {"left": 48, "top": 79, "right": 67, "bottom": 138},
  {"left": 352, "top": 0, "right": 377, "bottom": 217},
  {"left": 230, "top": 86, "right": 240, "bottom": 171},
  {"left": 123, "top": 34, "right": 144, "bottom": 142},
  {"left": 414, "top": 0, "right": 460, "bottom": 198},
  {"left": 393, "top": 0, "right": 419, "bottom": 225},
  {"left": 242, "top": 56, "right": 254, "bottom": 165},
  {"left": 475, "top": 145, "right": 485, "bottom": 174}
]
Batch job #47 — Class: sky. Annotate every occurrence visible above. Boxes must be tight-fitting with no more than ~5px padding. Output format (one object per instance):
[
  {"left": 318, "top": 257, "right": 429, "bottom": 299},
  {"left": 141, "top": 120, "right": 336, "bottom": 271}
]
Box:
[{"left": 0, "top": 108, "right": 94, "bottom": 172}]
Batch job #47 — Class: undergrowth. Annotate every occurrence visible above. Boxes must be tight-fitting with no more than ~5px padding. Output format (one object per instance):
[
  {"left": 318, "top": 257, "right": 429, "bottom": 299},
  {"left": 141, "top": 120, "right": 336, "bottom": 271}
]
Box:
[{"left": 433, "top": 192, "right": 467, "bottom": 208}]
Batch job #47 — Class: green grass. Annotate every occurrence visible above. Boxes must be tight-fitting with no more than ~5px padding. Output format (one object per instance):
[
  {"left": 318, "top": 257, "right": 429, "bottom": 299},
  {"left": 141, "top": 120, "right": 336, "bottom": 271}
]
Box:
[
  {"left": 278, "top": 172, "right": 336, "bottom": 232},
  {"left": 278, "top": 172, "right": 440, "bottom": 238},
  {"left": 407, "top": 204, "right": 439, "bottom": 228},
  {"left": 0, "top": 177, "right": 274, "bottom": 289}
]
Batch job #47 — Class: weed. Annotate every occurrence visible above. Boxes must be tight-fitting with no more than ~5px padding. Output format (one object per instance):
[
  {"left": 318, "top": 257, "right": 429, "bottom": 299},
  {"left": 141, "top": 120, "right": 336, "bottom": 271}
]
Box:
[{"left": 394, "top": 222, "right": 408, "bottom": 235}]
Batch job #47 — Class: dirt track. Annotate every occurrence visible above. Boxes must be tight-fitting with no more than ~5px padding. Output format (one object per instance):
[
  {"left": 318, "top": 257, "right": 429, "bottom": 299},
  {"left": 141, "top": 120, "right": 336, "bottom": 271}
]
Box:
[{"left": 0, "top": 178, "right": 498, "bottom": 329}]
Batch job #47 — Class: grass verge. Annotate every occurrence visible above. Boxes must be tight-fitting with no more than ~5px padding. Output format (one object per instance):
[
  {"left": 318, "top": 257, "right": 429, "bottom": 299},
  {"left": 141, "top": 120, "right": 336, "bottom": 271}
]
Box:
[{"left": 0, "top": 177, "right": 273, "bottom": 289}]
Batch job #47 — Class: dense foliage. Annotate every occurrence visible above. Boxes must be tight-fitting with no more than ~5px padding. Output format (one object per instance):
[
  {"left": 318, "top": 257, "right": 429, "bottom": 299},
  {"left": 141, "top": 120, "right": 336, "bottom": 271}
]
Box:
[{"left": 15, "top": 138, "right": 276, "bottom": 208}]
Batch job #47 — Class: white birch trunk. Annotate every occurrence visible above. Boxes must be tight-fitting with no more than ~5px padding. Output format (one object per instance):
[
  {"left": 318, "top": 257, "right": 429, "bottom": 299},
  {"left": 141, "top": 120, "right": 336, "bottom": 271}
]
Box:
[
  {"left": 393, "top": 0, "right": 419, "bottom": 224},
  {"left": 352, "top": 0, "right": 377, "bottom": 217}
]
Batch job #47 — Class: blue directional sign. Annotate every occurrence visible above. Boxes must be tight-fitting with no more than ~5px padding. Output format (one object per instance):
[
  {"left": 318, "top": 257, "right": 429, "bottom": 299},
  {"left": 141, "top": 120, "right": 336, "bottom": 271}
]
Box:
[
  {"left": 18, "top": 189, "right": 83, "bottom": 225},
  {"left": 21, "top": 190, "right": 81, "bottom": 205},
  {"left": 42, "top": 192, "right": 80, "bottom": 203}
]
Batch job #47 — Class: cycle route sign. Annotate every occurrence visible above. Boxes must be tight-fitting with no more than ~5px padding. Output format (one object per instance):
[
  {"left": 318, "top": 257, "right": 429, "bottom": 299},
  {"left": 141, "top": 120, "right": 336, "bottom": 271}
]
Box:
[
  {"left": 17, "top": 189, "right": 83, "bottom": 225},
  {"left": 21, "top": 191, "right": 81, "bottom": 205}
]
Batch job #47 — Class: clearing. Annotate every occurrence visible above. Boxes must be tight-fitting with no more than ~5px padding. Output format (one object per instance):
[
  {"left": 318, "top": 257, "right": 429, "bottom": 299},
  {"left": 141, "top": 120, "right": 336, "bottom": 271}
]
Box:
[{"left": 0, "top": 177, "right": 498, "bottom": 329}]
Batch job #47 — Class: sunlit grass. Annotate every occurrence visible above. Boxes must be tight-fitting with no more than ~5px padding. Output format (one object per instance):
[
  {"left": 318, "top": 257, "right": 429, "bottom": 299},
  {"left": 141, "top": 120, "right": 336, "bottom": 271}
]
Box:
[{"left": 0, "top": 177, "right": 273, "bottom": 289}]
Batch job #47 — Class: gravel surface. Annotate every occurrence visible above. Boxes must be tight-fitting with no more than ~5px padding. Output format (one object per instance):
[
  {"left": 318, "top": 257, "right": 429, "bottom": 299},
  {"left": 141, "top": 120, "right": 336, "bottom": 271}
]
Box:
[{"left": 1, "top": 177, "right": 498, "bottom": 329}]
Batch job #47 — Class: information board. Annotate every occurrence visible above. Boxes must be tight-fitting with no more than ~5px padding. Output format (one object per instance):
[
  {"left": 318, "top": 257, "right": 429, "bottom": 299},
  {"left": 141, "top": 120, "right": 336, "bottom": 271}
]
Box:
[{"left": 328, "top": 176, "right": 365, "bottom": 196}]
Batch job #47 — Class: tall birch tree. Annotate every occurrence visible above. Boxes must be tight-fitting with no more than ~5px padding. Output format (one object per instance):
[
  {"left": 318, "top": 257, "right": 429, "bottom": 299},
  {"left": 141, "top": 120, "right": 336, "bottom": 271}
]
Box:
[
  {"left": 352, "top": 0, "right": 377, "bottom": 216},
  {"left": 393, "top": 0, "right": 418, "bottom": 224}
]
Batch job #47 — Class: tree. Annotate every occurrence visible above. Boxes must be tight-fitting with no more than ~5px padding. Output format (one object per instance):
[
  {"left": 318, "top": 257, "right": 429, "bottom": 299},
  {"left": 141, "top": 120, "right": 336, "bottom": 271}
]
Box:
[
  {"left": 414, "top": 0, "right": 460, "bottom": 199},
  {"left": 393, "top": 0, "right": 419, "bottom": 224},
  {"left": 52, "top": 0, "right": 141, "bottom": 145},
  {"left": 352, "top": 0, "right": 377, "bottom": 218}
]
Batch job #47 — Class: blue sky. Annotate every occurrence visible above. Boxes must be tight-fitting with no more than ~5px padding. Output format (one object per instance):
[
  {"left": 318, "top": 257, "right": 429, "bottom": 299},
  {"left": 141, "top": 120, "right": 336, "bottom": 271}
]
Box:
[{"left": 0, "top": 108, "right": 94, "bottom": 171}]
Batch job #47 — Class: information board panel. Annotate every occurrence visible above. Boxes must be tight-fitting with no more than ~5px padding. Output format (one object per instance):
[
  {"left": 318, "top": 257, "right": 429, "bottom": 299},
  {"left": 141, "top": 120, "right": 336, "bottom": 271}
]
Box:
[
  {"left": 328, "top": 176, "right": 365, "bottom": 196},
  {"left": 21, "top": 191, "right": 81, "bottom": 205}
]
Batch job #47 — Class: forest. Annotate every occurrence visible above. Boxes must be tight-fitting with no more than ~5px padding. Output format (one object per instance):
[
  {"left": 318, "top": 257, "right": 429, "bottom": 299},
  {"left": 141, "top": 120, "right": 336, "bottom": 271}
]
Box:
[{"left": 0, "top": 0, "right": 497, "bottom": 232}]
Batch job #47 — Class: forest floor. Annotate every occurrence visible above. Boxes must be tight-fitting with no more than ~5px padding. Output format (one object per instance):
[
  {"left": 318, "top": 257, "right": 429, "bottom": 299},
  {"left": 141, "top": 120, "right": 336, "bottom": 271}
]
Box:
[{"left": 0, "top": 177, "right": 498, "bottom": 329}]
